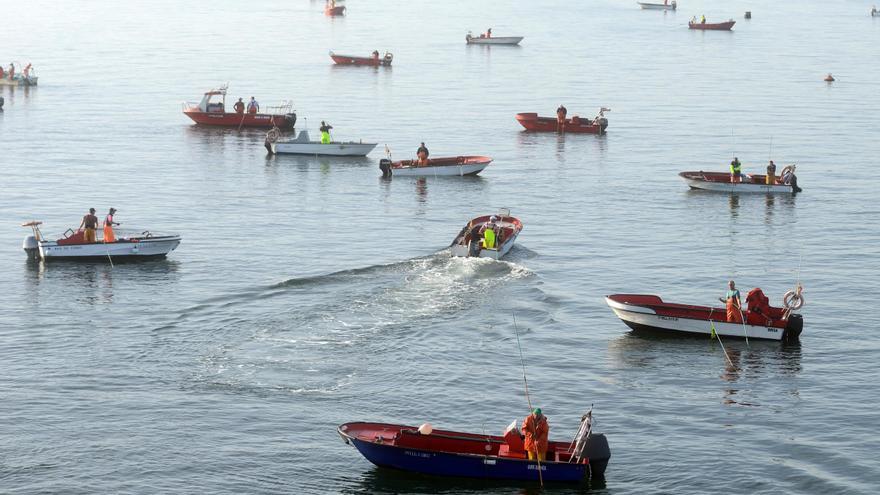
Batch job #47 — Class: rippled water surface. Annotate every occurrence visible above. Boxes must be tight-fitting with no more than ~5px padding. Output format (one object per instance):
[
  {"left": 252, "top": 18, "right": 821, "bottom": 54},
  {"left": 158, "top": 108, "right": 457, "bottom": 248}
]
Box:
[{"left": 2, "top": 0, "right": 879, "bottom": 493}]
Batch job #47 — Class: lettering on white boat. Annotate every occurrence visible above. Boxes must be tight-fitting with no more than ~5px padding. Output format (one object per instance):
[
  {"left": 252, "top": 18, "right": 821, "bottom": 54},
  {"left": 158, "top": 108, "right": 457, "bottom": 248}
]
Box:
[
  {"left": 404, "top": 450, "right": 431, "bottom": 458},
  {"left": 658, "top": 316, "right": 679, "bottom": 321},
  {"left": 528, "top": 464, "right": 547, "bottom": 471},
  {"left": 767, "top": 328, "right": 778, "bottom": 332},
  {"left": 484, "top": 459, "right": 496, "bottom": 465}
]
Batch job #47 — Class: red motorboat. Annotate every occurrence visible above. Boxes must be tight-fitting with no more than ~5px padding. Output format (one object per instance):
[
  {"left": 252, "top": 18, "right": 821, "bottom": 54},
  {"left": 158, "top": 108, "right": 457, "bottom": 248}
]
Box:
[
  {"left": 182, "top": 86, "right": 296, "bottom": 129},
  {"left": 330, "top": 50, "right": 393, "bottom": 66},
  {"left": 325, "top": 1, "right": 345, "bottom": 16},
  {"left": 516, "top": 108, "right": 609, "bottom": 134},
  {"left": 605, "top": 286, "right": 805, "bottom": 341},
  {"left": 688, "top": 20, "right": 736, "bottom": 30}
]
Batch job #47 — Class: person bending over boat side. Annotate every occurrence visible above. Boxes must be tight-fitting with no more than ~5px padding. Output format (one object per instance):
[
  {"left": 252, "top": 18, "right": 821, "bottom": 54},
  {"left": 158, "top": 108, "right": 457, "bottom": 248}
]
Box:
[
  {"left": 416, "top": 142, "right": 429, "bottom": 165},
  {"left": 233, "top": 98, "right": 245, "bottom": 114},
  {"left": 247, "top": 97, "right": 259, "bottom": 114},
  {"left": 719, "top": 280, "right": 743, "bottom": 323},
  {"left": 319, "top": 121, "right": 333, "bottom": 144},
  {"left": 766, "top": 160, "right": 777, "bottom": 185},
  {"left": 79, "top": 208, "right": 99, "bottom": 244},
  {"left": 103, "top": 208, "right": 120, "bottom": 243},
  {"left": 730, "top": 157, "right": 742, "bottom": 183},
  {"left": 522, "top": 408, "right": 549, "bottom": 462},
  {"left": 556, "top": 105, "right": 567, "bottom": 132}
]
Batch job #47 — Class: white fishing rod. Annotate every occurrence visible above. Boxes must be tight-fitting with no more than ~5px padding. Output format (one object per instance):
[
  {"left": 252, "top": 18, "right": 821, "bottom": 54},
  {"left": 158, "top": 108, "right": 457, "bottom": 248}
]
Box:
[{"left": 512, "top": 312, "right": 543, "bottom": 487}]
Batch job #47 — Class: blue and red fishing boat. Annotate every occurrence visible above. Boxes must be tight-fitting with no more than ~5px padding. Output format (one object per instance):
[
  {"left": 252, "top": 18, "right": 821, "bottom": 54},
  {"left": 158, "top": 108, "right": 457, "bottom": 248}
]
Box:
[{"left": 338, "top": 412, "right": 610, "bottom": 482}]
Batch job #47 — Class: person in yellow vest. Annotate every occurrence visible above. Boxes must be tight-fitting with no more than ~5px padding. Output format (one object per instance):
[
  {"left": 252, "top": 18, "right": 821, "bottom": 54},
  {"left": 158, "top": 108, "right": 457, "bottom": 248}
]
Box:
[
  {"left": 730, "top": 157, "right": 742, "bottom": 183},
  {"left": 700, "top": 14, "right": 706, "bottom": 24},
  {"left": 103, "top": 208, "right": 120, "bottom": 243},
  {"left": 766, "top": 160, "right": 777, "bottom": 185},
  {"left": 481, "top": 216, "right": 498, "bottom": 249},
  {"left": 319, "top": 121, "right": 333, "bottom": 144}
]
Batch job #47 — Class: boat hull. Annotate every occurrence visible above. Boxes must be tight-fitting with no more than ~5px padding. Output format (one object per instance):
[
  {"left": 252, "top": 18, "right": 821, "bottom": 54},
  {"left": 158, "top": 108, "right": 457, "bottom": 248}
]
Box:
[
  {"left": 0, "top": 76, "right": 38, "bottom": 87},
  {"left": 679, "top": 171, "right": 797, "bottom": 193},
  {"left": 38, "top": 236, "right": 181, "bottom": 261},
  {"left": 382, "top": 156, "right": 492, "bottom": 177},
  {"left": 325, "top": 5, "right": 345, "bottom": 15},
  {"left": 688, "top": 20, "right": 735, "bottom": 30},
  {"left": 183, "top": 110, "right": 295, "bottom": 129},
  {"left": 272, "top": 141, "right": 377, "bottom": 156},
  {"left": 466, "top": 36, "right": 523, "bottom": 45},
  {"left": 605, "top": 294, "right": 803, "bottom": 341},
  {"left": 338, "top": 422, "right": 610, "bottom": 482},
  {"left": 330, "top": 54, "right": 391, "bottom": 66},
  {"left": 515, "top": 113, "right": 607, "bottom": 134},
  {"left": 638, "top": 2, "right": 676, "bottom": 10}
]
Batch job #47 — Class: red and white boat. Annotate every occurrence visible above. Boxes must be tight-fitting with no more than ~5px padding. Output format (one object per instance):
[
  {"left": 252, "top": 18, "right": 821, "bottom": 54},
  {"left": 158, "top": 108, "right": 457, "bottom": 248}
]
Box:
[
  {"left": 22, "top": 221, "right": 181, "bottom": 262},
  {"left": 450, "top": 209, "right": 523, "bottom": 260},
  {"left": 679, "top": 169, "right": 802, "bottom": 193},
  {"left": 605, "top": 289, "right": 805, "bottom": 341},
  {"left": 325, "top": 1, "right": 345, "bottom": 16},
  {"left": 379, "top": 156, "right": 492, "bottom": 177},
  {"left": 516, "top": 108, "right": 609, "bottom": 134},
  {"left": 182, "top": 86, "right": 296, "bottom": 129},
  {"left": 330, "top": 50, "right": 393, "bottom": 66},
  {"left": 688, "top": 20, "right": 736, "bottom": 30}
]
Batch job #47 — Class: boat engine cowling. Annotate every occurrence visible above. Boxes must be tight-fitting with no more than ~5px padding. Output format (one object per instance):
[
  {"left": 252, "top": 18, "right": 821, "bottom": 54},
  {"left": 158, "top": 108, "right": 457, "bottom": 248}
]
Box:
[
  {"left": 379, "top": 159, "right": 393, "bottom": 177},
  {"left": 783, "top": 313, "right": 803, "bottom": 340},
  {"left": 578, "top": 433, "right": 611, "bottom": 478},
  {"left": 22, "top": 235, "right": 40, "bottom": 261}
]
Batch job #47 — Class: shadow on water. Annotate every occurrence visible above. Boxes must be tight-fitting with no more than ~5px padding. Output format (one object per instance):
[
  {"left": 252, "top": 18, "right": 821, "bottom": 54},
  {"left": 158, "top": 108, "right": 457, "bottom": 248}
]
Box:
[
  {"left": 342, "top": 467, "right": 606, "bottom": 495},
  {"left": 264, "top": 153, "right": 373, "bottom": 171}
]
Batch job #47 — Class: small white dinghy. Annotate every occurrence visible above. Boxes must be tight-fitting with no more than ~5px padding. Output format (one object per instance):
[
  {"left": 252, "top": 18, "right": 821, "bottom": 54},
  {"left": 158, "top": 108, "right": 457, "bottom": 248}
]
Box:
[
  {"left": 638, "top": 1, "right": 676, "bottom": 10},
  {"left": 379, "top": 155, "right": 492, "bottom": 177},
  {"left": 679, "top": 167, "right": 802, "bottom": 194},
  {"left": 465, "top": 32, "right": 523, "bottom": 45},
  {"left": 22, "top": 221, "right": 181, "bottom": 262},
  {"left": 450, "top": 209, "right": 523, "bottom": 260},
  {"left": 267, "top": 129, "right": 377, "bottom": 156}
]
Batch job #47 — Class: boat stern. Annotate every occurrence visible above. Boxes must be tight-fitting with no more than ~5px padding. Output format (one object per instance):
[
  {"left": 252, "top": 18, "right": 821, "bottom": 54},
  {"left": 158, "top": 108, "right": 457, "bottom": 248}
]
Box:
[{"left": 783, "top": 313, "right": 804, "bottom": 340}]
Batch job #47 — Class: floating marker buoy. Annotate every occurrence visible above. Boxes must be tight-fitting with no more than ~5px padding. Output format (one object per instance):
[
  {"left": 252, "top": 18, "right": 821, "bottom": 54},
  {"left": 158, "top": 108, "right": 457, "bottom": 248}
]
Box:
[
  {"left": 745, "top": 11, "right": 751, "bottom": 19},
  {"left": 824, "top": 73, "right": 835, "bottom": 82}
]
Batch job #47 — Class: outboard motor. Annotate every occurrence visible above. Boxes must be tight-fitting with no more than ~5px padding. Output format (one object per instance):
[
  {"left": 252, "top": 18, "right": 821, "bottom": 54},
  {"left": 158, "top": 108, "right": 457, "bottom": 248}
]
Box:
[
  {"left": 379, "top": 158, "right": 393, "bottom": 177},
  {"left": 22, "top": 235, "right": 40, "bottom": 261},
  {"left": 579, "top": 433, "right": 611, "bottom": 479},
  {"left": 783, "top": 313, "right": 804, "bottom": 341},
  {"left": 0, "top": 96, "right": 4, "bottom": 110},
  {"left": 286, "top": 112, "right": 297, "bottom": 129}
]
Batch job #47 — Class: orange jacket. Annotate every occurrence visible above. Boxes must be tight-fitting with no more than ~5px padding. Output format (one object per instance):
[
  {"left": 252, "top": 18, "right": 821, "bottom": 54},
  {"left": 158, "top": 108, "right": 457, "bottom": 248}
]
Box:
[{"left": 522, "top": 414, "right": 549, "bottom": 453}]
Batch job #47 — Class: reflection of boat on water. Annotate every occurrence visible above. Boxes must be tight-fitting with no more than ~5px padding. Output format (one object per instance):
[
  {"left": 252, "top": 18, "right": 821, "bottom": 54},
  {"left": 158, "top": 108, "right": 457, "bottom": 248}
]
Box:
[
  {"left": 338, "top": 414, "right": 610, "bottom": 482},
  {"left": 605, "top": 289, "right": 804, "bottom": 341}
]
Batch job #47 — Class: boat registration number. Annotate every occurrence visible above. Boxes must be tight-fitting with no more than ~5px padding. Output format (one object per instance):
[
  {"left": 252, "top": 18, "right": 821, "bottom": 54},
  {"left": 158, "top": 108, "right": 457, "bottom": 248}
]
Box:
[{"left": 404, "top": 450, "right": 431, "bottom": 459}]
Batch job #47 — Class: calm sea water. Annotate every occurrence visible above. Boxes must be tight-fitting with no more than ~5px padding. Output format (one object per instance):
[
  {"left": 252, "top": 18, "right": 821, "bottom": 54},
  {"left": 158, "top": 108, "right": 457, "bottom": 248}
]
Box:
[{"left": 2, "top": 0, "right": 879, "bottom": 493}]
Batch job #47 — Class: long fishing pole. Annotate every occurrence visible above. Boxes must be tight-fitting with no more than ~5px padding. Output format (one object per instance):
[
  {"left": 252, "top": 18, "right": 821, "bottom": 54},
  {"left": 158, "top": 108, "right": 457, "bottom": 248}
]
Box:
[
  {"left": 512, "top": 312, "right": 543, "bottom": 487},
  {"left": 708, "top": 308, "right": 734, "bottom": 367}
]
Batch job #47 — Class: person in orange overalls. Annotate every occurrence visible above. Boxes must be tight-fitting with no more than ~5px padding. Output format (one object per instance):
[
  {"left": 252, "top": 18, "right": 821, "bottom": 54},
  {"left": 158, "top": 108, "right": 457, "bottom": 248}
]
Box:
[
  {"left": 720, "top": 280, "right": 743, "bottom": 323},
  {"left": 103, "top": 208, "right": 120, "bottom": 243},
  {"left": 522, "top": 408, "right": 549, "bottom": 461}
]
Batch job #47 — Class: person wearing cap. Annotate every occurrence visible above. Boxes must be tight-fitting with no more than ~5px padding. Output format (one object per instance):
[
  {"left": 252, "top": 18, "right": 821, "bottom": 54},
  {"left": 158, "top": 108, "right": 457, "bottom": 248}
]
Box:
[
  {"left": 78, "top": 208, "right": 99, "bottom": 244},
  {"left": 103, "top": 208, "right": 120, "bottom": 243},
  {"left": 481, "top": 216, "right": 498, "bottom": 250},
  {"left": 522, "top": 407, "right": 549, "bottom": 461}
]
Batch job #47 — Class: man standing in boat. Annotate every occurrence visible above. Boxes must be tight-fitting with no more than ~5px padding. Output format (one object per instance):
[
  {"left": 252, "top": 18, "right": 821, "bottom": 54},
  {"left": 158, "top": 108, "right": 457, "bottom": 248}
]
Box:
[
  {"left": 556, "top": 105, "right": 567, "bottom": 132},
  {"left": 233, "top": 98, "right": 245, "bottom": 114},
  {"left": 481, "top": 216, "right": 498, "bottom": 250},
  {"left": 319, "top": 121, "right": 333, "bottom": 144},
  {"left": 720, "top": 280, "right": 743, "bottom": 323},
  {"left": 78, "top": 208, "right": 99, "bottom": 244},
  {"left": 247, "top": 97, "right": 259, "bottom": 114},
  {"left": 766, "top": 160, "right": 777, "bottom": 185},
  {"left": 416, "top": 142, "right": 429, "bottom": 166},
  {"left": 103, "top": 208, "right": 120, "bottom": 243},
  {"left": 523, "top": 408, "right": 549, "bottom": 462},
  {"left": 730, "top": 157, "right": 742, "bottom": 183}
]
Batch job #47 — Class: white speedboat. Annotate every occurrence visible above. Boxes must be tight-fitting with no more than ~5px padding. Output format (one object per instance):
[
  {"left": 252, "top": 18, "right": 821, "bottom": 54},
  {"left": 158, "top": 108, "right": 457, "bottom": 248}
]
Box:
[
  {"left": 638, "top": 1, "right": 676, "bottom": 10},
  {"left": 679, "top": 169, "right": 801, "bottom": 193},
  {"left": 379, "top": 155, "right": 492, "bottom": 177},
  {"left": 465, "top": 33, "right": 523, "bottom": 45},
  {"left": 22, "top": 221, "right": 181, "bottom": 261},
  {"left": 605, "top": 290, "right": 804, "bottom": 341},
  {"left": 268, "top": 129, "right": 377, "bottom": 156},
  {"left": 450, "top": 209, "right": 523, "bottom": 260}
]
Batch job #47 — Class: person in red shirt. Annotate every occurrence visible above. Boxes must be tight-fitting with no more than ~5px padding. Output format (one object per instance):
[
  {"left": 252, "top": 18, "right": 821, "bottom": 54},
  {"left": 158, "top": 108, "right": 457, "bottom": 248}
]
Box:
[{"left": 522, "top": 408, "right": 549, "bottom": 461}]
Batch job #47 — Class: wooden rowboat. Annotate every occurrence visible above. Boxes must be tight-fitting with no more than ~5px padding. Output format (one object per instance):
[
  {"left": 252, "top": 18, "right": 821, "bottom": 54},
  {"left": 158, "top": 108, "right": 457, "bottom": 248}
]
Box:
[{"left": 688, "top": 20, "right": 735, "bottom": 30}]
